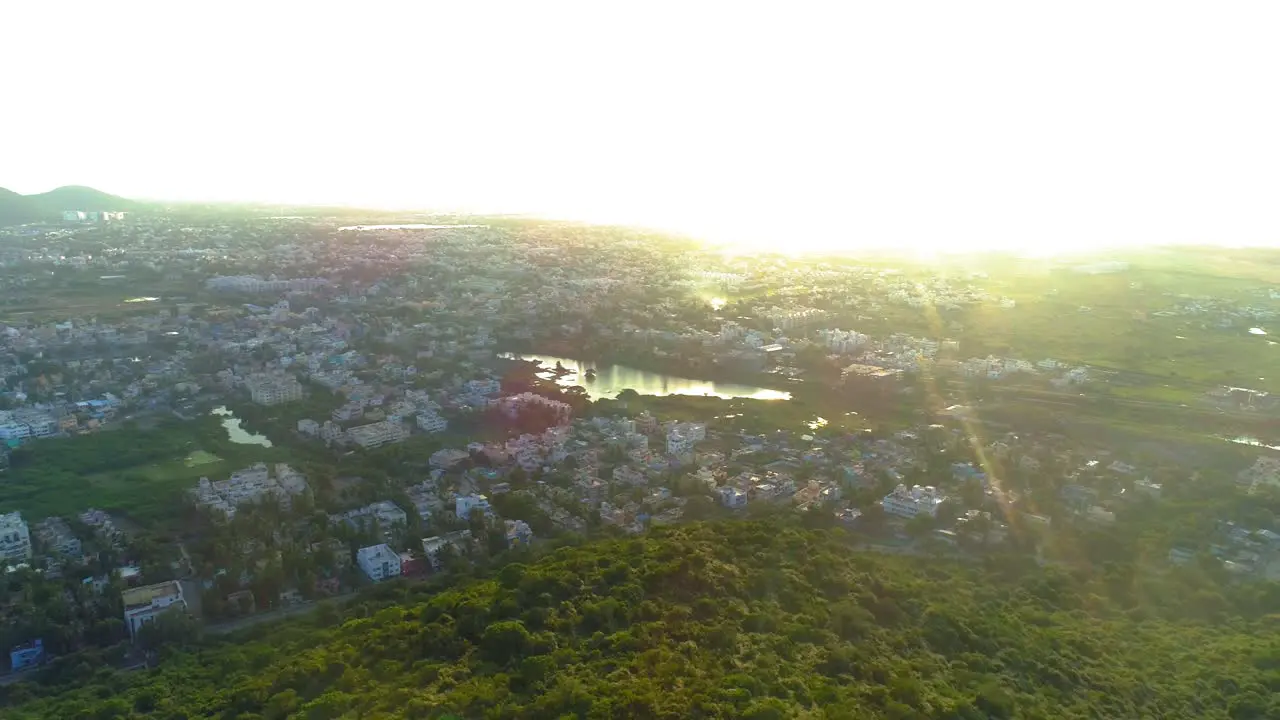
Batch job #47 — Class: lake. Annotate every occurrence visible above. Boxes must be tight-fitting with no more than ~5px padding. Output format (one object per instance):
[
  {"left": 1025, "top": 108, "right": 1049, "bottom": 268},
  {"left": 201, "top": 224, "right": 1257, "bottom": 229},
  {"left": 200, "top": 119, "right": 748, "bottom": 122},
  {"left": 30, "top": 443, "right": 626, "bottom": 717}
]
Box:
[
  {"left": 210, "top": 406, "right": 273, "bottom": 446},
  {"left": 499, "top": 353, "right": 791, "bottom": 401}
]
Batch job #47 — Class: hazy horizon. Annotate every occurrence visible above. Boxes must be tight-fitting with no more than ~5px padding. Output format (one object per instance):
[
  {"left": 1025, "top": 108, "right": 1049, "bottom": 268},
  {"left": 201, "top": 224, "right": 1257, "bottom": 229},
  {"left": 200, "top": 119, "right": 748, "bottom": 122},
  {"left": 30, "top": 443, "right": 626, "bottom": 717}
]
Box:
[{"left": 6, "top": 2, "right": 1280, "bottom": 254}]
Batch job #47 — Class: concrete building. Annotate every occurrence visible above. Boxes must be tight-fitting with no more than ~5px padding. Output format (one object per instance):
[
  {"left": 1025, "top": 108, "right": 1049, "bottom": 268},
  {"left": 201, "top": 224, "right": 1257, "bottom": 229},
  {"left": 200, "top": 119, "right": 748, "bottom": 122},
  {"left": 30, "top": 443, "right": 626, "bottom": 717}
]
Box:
[
  {"left": 190, "top": 464, "right": 311, "bottom": 519},
  {"left": 331, "top": 501, "right": 407, "bottom": 538},
  {"left": 717, "top": 486, "right": 747, "bottom": 509},
  {"left": 356, "top": 544, "right": 402, "bottom": 582},
  {"left": 246, "top": 373, "right": 304, "bottom": 405},
  {"left": 297, "top": 419, "right": 320, "bottom": 436},
  {"left": 456, "top": 494, "right": 491, "bottom": 520},
  {"left": 347, "top": 420, "right": 409, "bottom": 449},
  {"left": 422, "top": 530, "right": 472, "bottom": 571},
  {"left": 416, "top": 411, "right": 448, "bottom": 434},
  {"left": 122, "top": 581, "right": 187, "bottom": 640},
  {"left": 666, "top": 422, "right": 707, "bottom": 456},
  {"left": 505, "top": 519, "right": 534, "bottom": 548},
  {"left": 0, "top": 511, "right": 32, "bottom": 563},
  {"left": 881, "top": 484, "right": 947, "bottom": 519},
  {"left": 33, "top": 516, "right": 81, "bottom": 558}
]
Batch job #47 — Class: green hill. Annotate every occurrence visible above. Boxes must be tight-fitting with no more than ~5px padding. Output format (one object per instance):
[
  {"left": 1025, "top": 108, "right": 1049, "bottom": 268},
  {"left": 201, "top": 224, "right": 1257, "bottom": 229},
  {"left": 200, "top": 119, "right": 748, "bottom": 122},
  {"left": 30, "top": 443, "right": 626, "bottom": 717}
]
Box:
[
  {"left": 0, "top": 186, "right": 134, "bottom": 226},
  {"left": 4, "top": 519, "right": 1278, "bottom": 719}
]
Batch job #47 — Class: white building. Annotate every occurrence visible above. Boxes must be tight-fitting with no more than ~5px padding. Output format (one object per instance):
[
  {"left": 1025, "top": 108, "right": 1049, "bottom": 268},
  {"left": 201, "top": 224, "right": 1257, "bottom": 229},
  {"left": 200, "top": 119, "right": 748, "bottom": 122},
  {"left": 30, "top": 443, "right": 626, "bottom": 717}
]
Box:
[
  {"left": 0, "top": 511, "right": 33, "bottom": 562},
  {"left": 246, "top": 373, "right": 304, "bottom": 406},
  {"left": 416, "top": 411, "right": 448, "bottom": 434},
  {"left": 881, "top": 484, "right": 947, "bottom": 519},
  {"left": 496, "top": 392, "right": 572, "bottom": 425},
  {"left": 347, "top": 421, "right": 409, "bottom": 449},
  {"left": 297, "top": 418, "right": 320, "bottom": 436},
  {"left": 666, "top": 422, "right": 707, "bottom": 456},
  {"left": 455, "top": 494, "right": 491, "bottom": 519},
  {"left": 190, "top": 463, "right": 311, "bottom": 518},
  {"left": 356, "top": 544, "right": 402, "bottom": 582},
  {"left": 123, "top": 581, "right": 187, "bottom": 639}
]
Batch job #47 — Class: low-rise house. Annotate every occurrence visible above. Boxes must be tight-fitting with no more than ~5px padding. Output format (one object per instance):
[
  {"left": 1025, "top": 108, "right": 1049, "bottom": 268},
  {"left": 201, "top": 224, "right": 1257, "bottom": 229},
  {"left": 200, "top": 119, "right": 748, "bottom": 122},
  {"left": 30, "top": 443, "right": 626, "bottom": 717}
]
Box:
[
  {"left": 9, "top": 639, "right": 44, "bottom": 671},
  {"left": 123, "top": 581, "right": 188, "bottom": 640},
  {"left": 422, "top": 530, "right": 472, "bottom": 571},
  {"left": 456, "top": 494, "right": 491, "bottom": 519},
  {"left": 717, "top": 486, "right": 747, "bottom": 509},
  {"left": 505, "top": 519, "right": 534, "bottom": 548}
]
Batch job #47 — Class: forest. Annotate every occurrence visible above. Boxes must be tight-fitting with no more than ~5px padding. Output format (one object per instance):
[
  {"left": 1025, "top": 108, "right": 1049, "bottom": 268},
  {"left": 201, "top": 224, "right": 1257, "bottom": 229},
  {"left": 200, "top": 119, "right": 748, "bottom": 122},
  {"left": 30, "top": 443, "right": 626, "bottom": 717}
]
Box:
[{"left": 2, "top": 517, "right": 1277, "bottom": 719}]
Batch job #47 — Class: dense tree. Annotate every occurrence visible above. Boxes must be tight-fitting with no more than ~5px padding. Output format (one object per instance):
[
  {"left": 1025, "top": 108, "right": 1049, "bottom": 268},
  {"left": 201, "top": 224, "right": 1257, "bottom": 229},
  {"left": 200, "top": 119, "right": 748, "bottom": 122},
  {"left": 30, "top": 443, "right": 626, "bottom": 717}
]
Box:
[{"left": 1, "top": 518, "right": 1276, "bottom": 719}]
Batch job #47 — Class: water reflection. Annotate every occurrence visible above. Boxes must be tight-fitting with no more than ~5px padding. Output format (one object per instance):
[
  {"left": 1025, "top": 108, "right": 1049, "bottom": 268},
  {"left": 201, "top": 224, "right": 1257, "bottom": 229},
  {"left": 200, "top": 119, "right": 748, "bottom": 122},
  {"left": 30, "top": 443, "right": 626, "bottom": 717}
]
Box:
[
  {"left": 1222, "top": 435, "right": 1280, "bottom": 451},
  {"left": 211, "top": 406, "right": 273, "bottom": 446},
  {"left": 500, "top": 353, "right": 790, "bottom": 401}
]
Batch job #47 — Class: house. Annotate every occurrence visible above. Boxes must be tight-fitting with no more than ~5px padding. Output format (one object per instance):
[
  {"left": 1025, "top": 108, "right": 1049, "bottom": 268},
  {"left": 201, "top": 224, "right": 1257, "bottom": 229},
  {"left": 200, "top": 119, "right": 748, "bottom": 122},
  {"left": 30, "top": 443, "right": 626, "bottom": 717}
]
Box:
[
  {"left": 122, "top": 581, "right": 188, "bottom": 640},
  {"left": 0, "top": 511, "right": 32, "bottom": 562},
  {"left": 9, "top": 639, "right": 44, "bottom": 671},
  {"left": 422, "top": 530, "right": 473, "bottom": 571},
  {"left": 505, "top": 519, "right": 534, "bottom": 548},
  {"left": 346, "top": 420, "right": 409, "bottom": 449},
  {"left": 356, "top": 544, "right": 402, "bottom": 582},
  {"left": 398, "top": 552, "right": 425, "bottom": 578},
  {"left": 456, "top": 494, "right": 491, "bottom": 520},
  {"left": 880, "top": 484, "right": 947, "bottom": 519},
  {"left": 430, "top": 448, "right": 471, "bottom": 469},
  {"left": 297, "top": 419, "right": 320, "bottom": 436},
  {"left": 717, "top": 486, "right": 747, "bottom": 509}
]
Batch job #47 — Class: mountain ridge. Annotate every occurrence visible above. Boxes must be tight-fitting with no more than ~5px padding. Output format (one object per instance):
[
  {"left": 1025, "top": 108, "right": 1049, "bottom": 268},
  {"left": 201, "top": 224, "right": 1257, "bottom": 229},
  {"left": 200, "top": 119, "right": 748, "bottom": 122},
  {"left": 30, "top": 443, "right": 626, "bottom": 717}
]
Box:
[{"left": 0, "top": 186, "right": 134, "bottom": 226}]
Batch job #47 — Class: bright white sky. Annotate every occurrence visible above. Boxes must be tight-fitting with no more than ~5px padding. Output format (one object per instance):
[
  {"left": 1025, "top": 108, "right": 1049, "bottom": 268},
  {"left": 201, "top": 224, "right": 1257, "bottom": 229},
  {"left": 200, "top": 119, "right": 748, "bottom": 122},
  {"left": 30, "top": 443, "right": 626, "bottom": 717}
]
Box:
[{"left": 4, "top": 2, "right": 1280, "bottom": 253}]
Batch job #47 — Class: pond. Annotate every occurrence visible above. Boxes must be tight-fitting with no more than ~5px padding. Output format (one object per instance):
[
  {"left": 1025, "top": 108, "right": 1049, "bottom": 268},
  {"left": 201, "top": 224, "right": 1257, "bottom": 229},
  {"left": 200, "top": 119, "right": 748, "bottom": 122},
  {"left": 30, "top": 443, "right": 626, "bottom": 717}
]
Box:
[
  {"left": 210, "top": 406, "right": 273, "bottom": 447},
  {"left": 499, "top": 353, "right": 791, "bottom": 401}
]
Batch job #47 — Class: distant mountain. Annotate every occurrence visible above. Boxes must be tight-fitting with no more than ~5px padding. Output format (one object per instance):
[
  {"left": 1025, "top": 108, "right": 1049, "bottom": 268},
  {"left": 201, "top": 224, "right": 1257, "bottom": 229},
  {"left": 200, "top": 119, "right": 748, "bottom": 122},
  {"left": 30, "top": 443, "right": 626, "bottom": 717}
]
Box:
[{"left": 0, "top": 185, "right": 135, "bottom": 226}]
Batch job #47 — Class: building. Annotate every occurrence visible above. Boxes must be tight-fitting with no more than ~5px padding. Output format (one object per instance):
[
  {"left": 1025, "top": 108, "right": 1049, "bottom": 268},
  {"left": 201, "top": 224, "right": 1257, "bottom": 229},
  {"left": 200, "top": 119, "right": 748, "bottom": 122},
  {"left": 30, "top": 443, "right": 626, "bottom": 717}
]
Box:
[
  {"left": 422, "top": 530, "right": 472, "bottom": 571},
  {"left": 347, "top": 420, "right": 410, "bottom": 449},
  {"left": 880, "top": 484, "right": 947, "bottom": 519},
  {"left": 0, "top": 511, "right": 32, "bottom": 563},
  {"left": 505, "top": 519, "right": 534, "bottom": 548},
  {"left": 717, "top": 486, "right": 747, "bottom": 509},
  {"left": 122, "top": 581, "right": 188, "bottom": 640},
  {"left": 33, "top": 516, "right": 81, "bottom": 559},
  {"left": 456, "top": 494, "right": 491, "bottom": 520},
  {"left": 356, "top": 544, "right": 402, "bottom": 582},
  {"left": 496, "top": 392, "right": 573, "bottom": 426},
  {"left": 331, "top": 501, "right": 407, "bottom": 538},
  {"left": 297, "top": 419, "right": 320, "bottom": 436},
  {"left": 430, "top": 448, "right": 471, "bottom": 469},
  {"left": 416, "top": 411, "right": 448, "bottom": 434},
  {"left": 666, "top": 422, "right": 707, "bottom": 456},
  {"left": 190, "top": 464, "right": 311, "bottom": 518},
  {"left": 246, "top": 373, "right": 304, "bottom": 406},
  {"left": 9, "top": 639, "right": 44, "bottom": 671}
]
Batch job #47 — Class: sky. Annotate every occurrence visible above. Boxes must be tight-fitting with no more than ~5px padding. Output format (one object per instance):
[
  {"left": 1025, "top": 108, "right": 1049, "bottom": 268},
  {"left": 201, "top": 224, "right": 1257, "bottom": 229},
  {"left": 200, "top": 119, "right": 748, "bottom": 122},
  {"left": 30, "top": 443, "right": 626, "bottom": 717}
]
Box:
[{"left": 4, "top": 2, "right": 1280, "bottom": 254}]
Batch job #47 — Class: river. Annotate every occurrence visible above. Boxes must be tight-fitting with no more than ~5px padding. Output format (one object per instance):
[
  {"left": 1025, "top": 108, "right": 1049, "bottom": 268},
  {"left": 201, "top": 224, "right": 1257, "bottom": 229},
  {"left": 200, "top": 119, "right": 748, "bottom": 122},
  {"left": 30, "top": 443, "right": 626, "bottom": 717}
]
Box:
[
  {"left": 499, "top": 353, "right": 791, "bottom": 401},
  {"left": 210, "top": 406, "right": 273, "bottom": 446}
]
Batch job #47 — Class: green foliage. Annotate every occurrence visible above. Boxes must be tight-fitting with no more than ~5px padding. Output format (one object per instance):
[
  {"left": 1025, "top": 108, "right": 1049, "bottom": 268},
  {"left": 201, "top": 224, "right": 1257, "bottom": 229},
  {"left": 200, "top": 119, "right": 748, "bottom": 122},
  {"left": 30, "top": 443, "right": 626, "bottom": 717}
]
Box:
[{"left": 3, "top": 519, "right": 1277, "bottom": 719}]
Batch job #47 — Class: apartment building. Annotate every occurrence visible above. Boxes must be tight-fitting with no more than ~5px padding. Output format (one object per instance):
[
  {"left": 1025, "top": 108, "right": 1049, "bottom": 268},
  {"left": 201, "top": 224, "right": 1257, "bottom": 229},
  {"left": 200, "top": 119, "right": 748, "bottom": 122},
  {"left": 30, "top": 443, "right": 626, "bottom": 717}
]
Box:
[
  {"left": 191, "top": 463, "right": 311, "bottom": 518},
  {"left": 881, "top": 484, "right": 947, "bottom": 519},
  {"left": 416, "top": 411, "right": 448, "bottom": 434},
  {"left": 356, "top": 544, "right": 402, "bottom": 582},
  {"left": 347, "top": 420, "right": 409, "bottom": 449},
  {"left": 33, "top": 516, "right": 81, "bottom": 558},
  {"left": 666, "top": 422, "right": 707, "bottom": 456},
  {"left": 456, "top": 494, "right": 491, "bottom": 519},
  {"left": 0, "top": 511, "right": 32, "bottom": 562},
  {"left": 246, "top": 373, "right": 304, "bottom": 405}
]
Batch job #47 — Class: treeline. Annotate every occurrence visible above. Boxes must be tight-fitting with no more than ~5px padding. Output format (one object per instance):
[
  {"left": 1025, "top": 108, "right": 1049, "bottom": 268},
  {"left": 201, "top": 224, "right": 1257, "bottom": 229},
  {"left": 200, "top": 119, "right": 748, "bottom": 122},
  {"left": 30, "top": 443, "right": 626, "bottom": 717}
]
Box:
[{"left": 3, "top": 519, "right": 1278, "bottom": 719}]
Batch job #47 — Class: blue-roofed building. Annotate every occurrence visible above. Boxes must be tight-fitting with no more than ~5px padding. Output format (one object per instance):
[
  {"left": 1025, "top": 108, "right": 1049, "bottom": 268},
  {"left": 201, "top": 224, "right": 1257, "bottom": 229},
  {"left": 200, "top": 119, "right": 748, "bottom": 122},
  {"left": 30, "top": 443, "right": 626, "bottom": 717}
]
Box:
[{"left": 10, "top": 639, "right": 43, "bottom": 671}]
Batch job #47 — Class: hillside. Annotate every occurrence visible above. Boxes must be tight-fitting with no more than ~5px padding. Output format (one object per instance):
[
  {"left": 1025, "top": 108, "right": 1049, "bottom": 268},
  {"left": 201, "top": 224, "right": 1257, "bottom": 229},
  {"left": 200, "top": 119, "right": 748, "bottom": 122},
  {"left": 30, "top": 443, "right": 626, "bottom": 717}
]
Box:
[
  {"left": 4, "top": 519, "right": 1278, "bottom": 719},
  {"left": 0, "top": 186, "right": 133, "bottom": 226}
]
